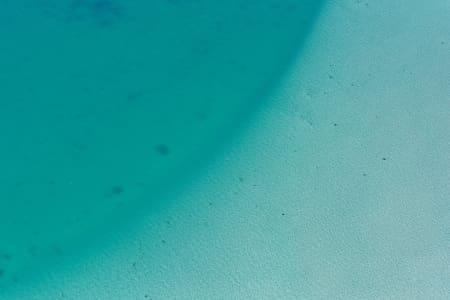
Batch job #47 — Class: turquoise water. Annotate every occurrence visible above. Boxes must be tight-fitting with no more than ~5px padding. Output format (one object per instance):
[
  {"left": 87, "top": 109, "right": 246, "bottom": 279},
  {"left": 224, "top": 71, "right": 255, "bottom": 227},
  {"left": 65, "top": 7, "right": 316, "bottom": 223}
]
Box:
[{"left": 0, "top": 0, "right": 322, "bottom": 290}]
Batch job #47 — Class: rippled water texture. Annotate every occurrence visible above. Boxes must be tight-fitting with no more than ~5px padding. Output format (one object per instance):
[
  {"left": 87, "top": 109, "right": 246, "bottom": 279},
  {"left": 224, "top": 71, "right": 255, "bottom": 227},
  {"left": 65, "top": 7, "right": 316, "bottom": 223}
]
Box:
[{"left": 0, "top": 0, "right": 322, "bottom": 288}]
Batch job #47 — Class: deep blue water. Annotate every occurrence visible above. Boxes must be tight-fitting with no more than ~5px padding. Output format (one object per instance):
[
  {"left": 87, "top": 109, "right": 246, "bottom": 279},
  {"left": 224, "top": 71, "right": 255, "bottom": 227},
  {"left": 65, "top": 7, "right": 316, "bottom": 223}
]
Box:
[{"left": 0, "top": 0, "right": 322, "bottom": 290}]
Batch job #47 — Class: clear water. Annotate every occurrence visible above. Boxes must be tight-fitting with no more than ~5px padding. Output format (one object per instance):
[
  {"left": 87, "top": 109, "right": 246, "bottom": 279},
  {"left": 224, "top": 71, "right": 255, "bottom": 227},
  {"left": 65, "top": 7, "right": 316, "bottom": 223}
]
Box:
[{"left": 0, "top": 0, "right": 322, "bottom": 289}]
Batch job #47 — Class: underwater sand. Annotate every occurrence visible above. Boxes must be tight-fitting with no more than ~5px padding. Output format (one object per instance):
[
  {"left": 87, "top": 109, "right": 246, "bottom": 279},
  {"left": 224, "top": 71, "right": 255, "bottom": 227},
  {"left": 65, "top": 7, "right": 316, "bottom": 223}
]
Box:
[{"left": 2, "top": 0, "right": 450, "bottom": 299}]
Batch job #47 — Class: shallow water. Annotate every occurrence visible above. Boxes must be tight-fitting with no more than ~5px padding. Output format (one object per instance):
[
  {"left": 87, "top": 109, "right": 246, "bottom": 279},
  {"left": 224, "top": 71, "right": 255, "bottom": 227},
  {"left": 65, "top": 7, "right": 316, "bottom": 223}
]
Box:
[{"left": 0, "top": 0, "right": 322, "bottom": 289}]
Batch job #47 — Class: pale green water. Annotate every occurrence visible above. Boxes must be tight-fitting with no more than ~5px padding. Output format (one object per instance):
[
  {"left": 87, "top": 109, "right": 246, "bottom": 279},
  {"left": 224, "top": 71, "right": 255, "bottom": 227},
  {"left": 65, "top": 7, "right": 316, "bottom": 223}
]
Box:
[{"left": 0, "top": 0, "right": 322, "bottom": 290}]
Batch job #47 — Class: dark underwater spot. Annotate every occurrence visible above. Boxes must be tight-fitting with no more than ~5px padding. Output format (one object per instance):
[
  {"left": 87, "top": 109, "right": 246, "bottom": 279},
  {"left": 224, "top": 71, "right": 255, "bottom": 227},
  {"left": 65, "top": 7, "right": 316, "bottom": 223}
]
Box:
[
  {"left": 67, "top": 0, "right": 123, "bottom": 27},
  {"left": 155, "top": 144, "right": 170, "bottom": 156},
  {"left": 105, "top": 185, "right": 124, "bottom": 197},
  {"left": 0, "top": 253, "right": 11, "bottom": 261},
  {"left": 111, "top": 185, "right": 124, "bottom": 194}
]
